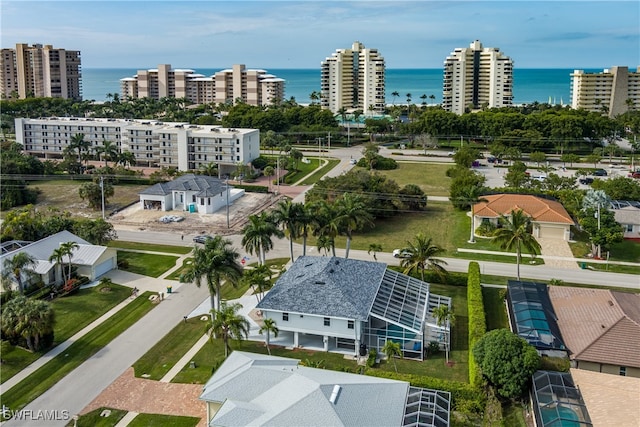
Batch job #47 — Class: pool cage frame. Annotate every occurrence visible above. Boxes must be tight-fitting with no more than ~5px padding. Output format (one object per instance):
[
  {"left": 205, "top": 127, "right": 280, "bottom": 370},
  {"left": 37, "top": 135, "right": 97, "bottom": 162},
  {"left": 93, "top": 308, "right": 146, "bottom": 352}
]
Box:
[{"left": 530, "top": 370, "right": 593, "bottom": 427}]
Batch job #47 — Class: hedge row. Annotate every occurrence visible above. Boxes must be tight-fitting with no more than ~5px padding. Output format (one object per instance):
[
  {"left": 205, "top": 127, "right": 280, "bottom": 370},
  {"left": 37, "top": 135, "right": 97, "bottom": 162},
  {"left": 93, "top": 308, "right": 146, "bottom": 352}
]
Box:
[
  {"left": 366, "top": 370, "right": 486, "bottom": 414},
  {"left": 467, "top": 261, "right": 486, "bottom": 387},
  {"left": 232, "top": 184, "right": 269, "bottom": 193}
]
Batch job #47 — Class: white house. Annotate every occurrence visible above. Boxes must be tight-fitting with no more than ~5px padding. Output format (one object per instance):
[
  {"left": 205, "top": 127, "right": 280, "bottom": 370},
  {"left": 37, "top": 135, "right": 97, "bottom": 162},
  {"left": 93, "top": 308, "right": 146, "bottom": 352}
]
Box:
[
  {"left": 199, "top": 351, "right": 451, "bottom": 427},
  {"left": 256, "top": 256, "right": 452, "bottom": 360},
  {"left": 138, "top": 174, "right": 244, "bottom": 214},
  {"left": 611, "top": 203, "right": 640, "bottom": 239},
  {"left": 0, "top": 230, "right": 117, "bottom": 289}
]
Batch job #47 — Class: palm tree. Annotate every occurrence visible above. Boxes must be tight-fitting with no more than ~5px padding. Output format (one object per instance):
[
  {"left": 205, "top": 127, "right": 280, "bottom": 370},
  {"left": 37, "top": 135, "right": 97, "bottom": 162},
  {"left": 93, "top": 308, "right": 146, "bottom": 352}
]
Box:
[
  {"left": 310, "top": 201, "right": 340, "bottom": 257},
  {"left": 299, "top": 202, "right": 315, "bottom": 256},
  {"left": 432, "top": 305, "right": 455, "bottom": 363},
  {"left": 492, "top": 209, "right": 542, "bottom": 280},
  {"left": 242, "top": 212, "right": 283, "bottom": 265},
  {"left": 48, "top": 247, "right": 67, "bottom": 285},
  {"left": 199, "top": 161, "right": 218, "bottom": 177},
  {"left": 208, "top": 302, "right": 250, "bottom": 358},
  {"left": 242, "top": 264, "right": 272, "bottom": 302},
  {"left": 180, "top": 236, "right": 243, "bottom": 311},
  {"left": 59, "top": 241, "right": 79, "bottom": 282},
  {"left": 117, "top": 151, "right": 137, "bottom": 169},
  {"left": 391, "top": 91, "right": 400, "bottom": 105},
  {"left": 334, "top": 193, "right": 374, "bottom": 259},
  {"left": 94, "top": 139, "right": 119, "bottom": 167},
  {"left": 1, "top": 252, "right": 37, "bottom": 294},
  {"left": 259, "top": 317, "right": 279, "bottom": 355},
  {"left": 382, "top": 340, "right": 402, "bottom": 373},
  {"left": 400, "top": 233, "right": 448, "bottom": 282},
  {"left": 272, "top": 199, "right": 304, "bottom": 262},
  {"left": 70, "top": 133, "right": 91, "bottom": 166},
  {"left": 368, "top": 243, "right": 382, "bottom": 261}
]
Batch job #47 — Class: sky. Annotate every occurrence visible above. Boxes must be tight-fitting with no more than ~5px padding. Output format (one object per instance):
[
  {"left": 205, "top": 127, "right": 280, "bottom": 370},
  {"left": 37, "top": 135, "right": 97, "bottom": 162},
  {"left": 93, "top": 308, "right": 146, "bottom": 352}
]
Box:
[{"left": 1, "top": 1, "right": 638, "bottom": 69}]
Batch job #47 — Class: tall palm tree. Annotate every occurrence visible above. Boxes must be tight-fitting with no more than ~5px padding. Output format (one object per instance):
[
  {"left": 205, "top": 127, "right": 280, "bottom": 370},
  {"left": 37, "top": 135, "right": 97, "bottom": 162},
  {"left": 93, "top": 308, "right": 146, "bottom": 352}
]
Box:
[
  {"left": 400, "top": 233, "right": 448, "bottom": 282},
  {"left": 299, "top": 202, "right": 314, "bottom": 256},
  {"left": 180, "top": 236, "right": 243, "bottom": 311},
  {"left": 391, "top": 91, "right": 400, "bottom": 105},
  {"left": 59, "top": 241, "right": 79, "bottom": 282},
  {"left": 272, "top": 199, "right": 304, "bottom": 262},
  {"left": 368, "top": 243, "right": 382, "bottom": 261},
  {"left": 259, "top": 317, "right": 279, "bottom": 355},
  {"left": 48, "top": 247, "right": 67, "bottom": 285},
  {"left": 242, "top": 264, "right": 272, "bottom": 302},
  {"left": 208, "top": 302, "right": 250, "bottom": 358},
  {"left": 492, "top": 209, "right": 541, "bottom": 280},
  {"left": 94, "top": 139, "right": 119, "bottom": 167},
  {"left": 117, "top": 151, "right": 137, "bottom": 169},
  {"left": 310, "top": 201, "right": 340, "bottom": 257},
  {"left": 70, "top": 133, "right": 91, "bottom": 166},
  {"left": 242, "top": 212, "right": 283, "bottom": 265},
  {"left": 432, "top": 305, "right": 455, "bottom": 363},
  {"left": 334, "top": 193, "right": 374, "bottom": 259},
  {"left": 382, "top": 340, "right": 402, "bottom": 373},
  {"left": 199, "top": 161, "right": 218, "bottom": 177},
  {"left": 1, "top": 252, "right": 37, "bottom": 294}
]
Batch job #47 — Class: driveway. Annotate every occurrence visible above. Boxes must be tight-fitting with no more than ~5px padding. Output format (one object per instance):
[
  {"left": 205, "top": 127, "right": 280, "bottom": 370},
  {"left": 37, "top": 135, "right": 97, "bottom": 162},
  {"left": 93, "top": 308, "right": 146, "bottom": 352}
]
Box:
[{"left": 535, "top": 237, "right": 580, "bottom": 269}]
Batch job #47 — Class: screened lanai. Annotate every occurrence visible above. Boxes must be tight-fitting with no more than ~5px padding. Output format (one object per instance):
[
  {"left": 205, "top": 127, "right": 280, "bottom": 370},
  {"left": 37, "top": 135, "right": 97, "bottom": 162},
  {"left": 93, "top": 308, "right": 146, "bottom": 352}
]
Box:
[
  {"left": 364, "top": 269, "right": 451, "bottom": 360},
  {"left": 507, "top": 281, "right": 567, "bottom": 357},
  {"left": 404, "top": 387, "right": 451, "bottom": 427},
  {"left": 531, "top": 371, "right": 592, "bottom": 427}
]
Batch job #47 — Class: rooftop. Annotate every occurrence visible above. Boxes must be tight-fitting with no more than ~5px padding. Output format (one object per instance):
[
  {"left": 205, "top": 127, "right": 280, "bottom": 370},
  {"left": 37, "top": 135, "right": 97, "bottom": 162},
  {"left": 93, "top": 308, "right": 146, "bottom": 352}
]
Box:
[{"left": 473, "top": 194, "right": 574, "bottom": 224}]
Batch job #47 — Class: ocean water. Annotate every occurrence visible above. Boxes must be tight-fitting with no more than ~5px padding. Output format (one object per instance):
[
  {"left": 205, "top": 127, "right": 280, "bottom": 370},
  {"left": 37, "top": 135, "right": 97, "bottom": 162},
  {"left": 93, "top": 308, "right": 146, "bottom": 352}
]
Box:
[{"left": 82, "top": 68, "right": 594, "bottom": 106}]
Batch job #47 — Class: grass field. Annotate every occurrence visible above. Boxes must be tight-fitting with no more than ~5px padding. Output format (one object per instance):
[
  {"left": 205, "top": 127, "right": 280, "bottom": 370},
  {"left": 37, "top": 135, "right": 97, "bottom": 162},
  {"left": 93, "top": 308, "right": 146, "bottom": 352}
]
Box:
[
  {"left": 299, "top": 159, "right": 341, "bottom": 185},
  {"left": 108, "top": 241, "right": 193, "bottom": 255},
  {"left": 376, "top": 162, "right": 452, "bottom": 197},
  {"left": 129, "top": 414, "right": 200, "bottom": 427},
  {"left": 0, "top": 284, "right": 131, "bottom": 384},
  {"left": 117, "top": 251, "right": 179, "bottom": 277},
  {"left": 73, "top": 407, "right": 127, "bottom": 427}
]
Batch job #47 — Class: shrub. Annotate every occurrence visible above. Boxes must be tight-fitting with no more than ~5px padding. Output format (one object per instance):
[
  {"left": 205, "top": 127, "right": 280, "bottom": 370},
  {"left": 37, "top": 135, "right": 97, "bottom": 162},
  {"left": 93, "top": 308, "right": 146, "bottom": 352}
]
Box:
[
  {"left": 366, "top": 348, "right": 378, "bottom": 368},
  {"left": 475, "top": 221, "right": 497, "bottom": 237}
]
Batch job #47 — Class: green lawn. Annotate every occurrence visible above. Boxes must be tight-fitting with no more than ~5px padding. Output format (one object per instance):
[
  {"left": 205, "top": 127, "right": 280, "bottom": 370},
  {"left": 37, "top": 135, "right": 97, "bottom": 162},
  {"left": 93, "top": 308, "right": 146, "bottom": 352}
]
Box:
[
  {"left": 482, "top": 287, "right": 509, "bottom": 331},
  {"left": 128, "top": 413, "right": 201, "bottom": 427},
  {"left": 282, "top": 157, "right": 324, "bottom": 184},
  {"left": 117, "top": 251, "right": 180, "bottom": 277},
  {"left": 0, "top": 284, "right": 131, "bottom": 384},
  {"left": 108, "top": 241, "right": 193, "bottom": 255},
  {"left": 1, "top": 293, "right": 156, "bottom": 412},
  {"left": 133, "top": 320, "right": 207, "bottom": 380},
  {"left": 569, "top": 228, "right": 640, "bottom": 273},
  {"left": 165, "top": 257, "right": 193, "bottom": 280},
  {"left": 299, "top": 159, "right": 341, "bottom": 185},
  {"left": 376, "top": 162, "right": 452, "bottom": 197},
  {"left": 71, "top": 407, "right": 127, "bottom": 427}
]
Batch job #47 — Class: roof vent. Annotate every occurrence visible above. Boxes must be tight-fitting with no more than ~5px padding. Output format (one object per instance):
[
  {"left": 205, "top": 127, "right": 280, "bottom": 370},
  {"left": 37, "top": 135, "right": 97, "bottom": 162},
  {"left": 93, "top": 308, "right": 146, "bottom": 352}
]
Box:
[
  {"left": 608, "top": 300, "right": 614, "bottom": 306},
  {"left": 329, "top": 384, "right": 341, "bottom": 404},
  {"left": 335, "top": 260, "right": 340, "bottom": 265},
  {"left": 329, "top": 269, "right": 334, "bottom": 273},
  {"left": 315, "top": 281, "right": 325, "bottom": 285},
  {"left": 601, "top": 324, "right": 606, "bottom": 328}
]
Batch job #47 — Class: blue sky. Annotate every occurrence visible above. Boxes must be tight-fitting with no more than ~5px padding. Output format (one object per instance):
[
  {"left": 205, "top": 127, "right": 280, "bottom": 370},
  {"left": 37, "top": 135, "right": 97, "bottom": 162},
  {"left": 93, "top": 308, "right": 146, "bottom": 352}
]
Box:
[{"left": 2, "top": 1, "right": 638, "bottom": 69}]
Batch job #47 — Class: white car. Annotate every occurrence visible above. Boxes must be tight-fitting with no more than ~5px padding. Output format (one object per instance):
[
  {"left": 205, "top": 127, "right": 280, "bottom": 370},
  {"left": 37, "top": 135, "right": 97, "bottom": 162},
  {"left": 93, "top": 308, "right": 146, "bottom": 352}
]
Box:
[{"left": 393, "top": 249, "right": 412, "bottom": 258}]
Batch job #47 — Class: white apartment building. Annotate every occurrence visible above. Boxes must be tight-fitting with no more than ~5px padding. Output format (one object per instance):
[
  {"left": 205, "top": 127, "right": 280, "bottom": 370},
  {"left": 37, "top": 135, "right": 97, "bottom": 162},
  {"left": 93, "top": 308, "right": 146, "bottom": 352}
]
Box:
[
  {"left": 0, "top": 43, "right": 82, "bottom": 100},
  {"left": 120, "top": 64, "right": 284, "bottom": 106},
  {"left": 571, "top": 66, "right": 640, "bottom": 117},
  {"left": 442, "top": 40, "right": 513, "bottom": 115},
  {"left": 14, "top": 117, "right": 260, "bottom": 174},
  {"left": 320, "top": 41, "right": 386, "bottom": 114}
]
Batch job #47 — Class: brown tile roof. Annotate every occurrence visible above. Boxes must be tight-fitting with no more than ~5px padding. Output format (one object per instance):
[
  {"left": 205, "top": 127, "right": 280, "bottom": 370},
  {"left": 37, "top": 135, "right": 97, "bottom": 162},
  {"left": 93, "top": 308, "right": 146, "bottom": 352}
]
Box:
[
  {"left": 549, "top": 286, "right": 640, "bottom": 368},
  {"left": 473, "top": 194, "right": 574, "bottom": 224}
]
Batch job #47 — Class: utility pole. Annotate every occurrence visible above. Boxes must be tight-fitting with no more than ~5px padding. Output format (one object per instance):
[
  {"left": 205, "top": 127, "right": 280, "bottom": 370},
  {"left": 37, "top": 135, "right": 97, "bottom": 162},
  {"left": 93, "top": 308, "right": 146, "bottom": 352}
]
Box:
[
  {"left": 226, "top": 179, "right": 230, "bottom": 229},
  {"left": 327, "top": 132, "right": 331, "bottom": 152},
  {"left": 596, "top": 202, "right": 601, "bottom": 258},
  {"left": 100, "top": 175, "right": 105, "bottom": 220}
]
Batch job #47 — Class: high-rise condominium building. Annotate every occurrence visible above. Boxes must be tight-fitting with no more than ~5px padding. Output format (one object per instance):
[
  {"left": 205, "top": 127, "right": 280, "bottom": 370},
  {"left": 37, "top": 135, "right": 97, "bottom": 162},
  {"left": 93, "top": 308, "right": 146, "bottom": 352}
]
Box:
[
  {"left": 442, "top": 40, "right": 513, "bottom": 115},
  {"left": 571, "top": 66, "right": 640, "bottom": 118},
  {"left": 121, "top": 64, "right": 284, "bottom": 106},
  {"left": 0, "top": 43, "right": 82, "bottom": 100},
  {"left": 14, "top": 117, "right": 259, "bottom": 175},
  {"left": 320, "top": 41, "right": 385, "bottom": 114}
]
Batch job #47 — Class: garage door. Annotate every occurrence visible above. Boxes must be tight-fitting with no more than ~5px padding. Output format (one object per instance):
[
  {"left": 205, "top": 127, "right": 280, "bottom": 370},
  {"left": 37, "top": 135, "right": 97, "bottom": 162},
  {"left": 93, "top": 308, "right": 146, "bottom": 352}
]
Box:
[
  {"left": 94, "top": 258, "right": 114, "bottom": 278},
  {"left": 539, "top": 226, "right": 565, "bottom": 239}
]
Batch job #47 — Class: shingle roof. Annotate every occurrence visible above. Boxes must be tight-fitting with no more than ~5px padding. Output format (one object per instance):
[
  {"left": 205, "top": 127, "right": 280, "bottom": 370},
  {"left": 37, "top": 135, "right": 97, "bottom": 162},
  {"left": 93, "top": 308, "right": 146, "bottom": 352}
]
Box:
[
  {"left": 473, "top": 194, "right": 574, "bottom": 224},
  {"left": 200, "top": 352, "right": 411, "bottom": 427},
  {"left": 139, "top": 173, "right": 227, "bottom": 197},
  {"left": 548, "top": 286, "right": 640, "bottom": 368},
  {"left": 612, "top": 205, "right": 640, "bottom": 225},
  {"left": 256, "top": 256, "right": 386, "bottom": 321}
]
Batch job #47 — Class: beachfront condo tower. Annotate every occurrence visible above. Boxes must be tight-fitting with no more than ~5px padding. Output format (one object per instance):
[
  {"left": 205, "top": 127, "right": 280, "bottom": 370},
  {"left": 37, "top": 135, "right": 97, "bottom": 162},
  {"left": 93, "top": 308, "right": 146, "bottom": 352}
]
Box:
[
  {"left": 320, "top": 41, "right": 386, "bottom": 114},
  {"left": 571, "top": 66, "right": 640, "bottom": 118},
  {"left": 442, "top": 40, "right": 513, "bottom": 115},
  {"left": 120, "top": 64, "right": 285, "bottom": 107},
  {"left": 0, "top": 43, "right": 82, "bottom": 100}
]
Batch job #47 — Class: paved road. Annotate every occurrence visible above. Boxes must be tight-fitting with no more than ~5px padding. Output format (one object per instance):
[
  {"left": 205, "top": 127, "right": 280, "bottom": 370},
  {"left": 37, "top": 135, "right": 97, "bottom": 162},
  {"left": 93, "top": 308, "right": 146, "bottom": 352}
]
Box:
[{"left": 3, "top": 280, "right": 209, "bottom": 427}]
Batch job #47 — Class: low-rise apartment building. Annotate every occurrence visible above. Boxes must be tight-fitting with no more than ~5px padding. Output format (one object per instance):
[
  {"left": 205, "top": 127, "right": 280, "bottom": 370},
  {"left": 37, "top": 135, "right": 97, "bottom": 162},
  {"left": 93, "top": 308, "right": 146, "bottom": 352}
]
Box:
[
  {"left": 570, "top": 66, "right": 640, "bottom": 117},
  {"left": 14, "top": 117, "right": 260, "bottom": 174}
]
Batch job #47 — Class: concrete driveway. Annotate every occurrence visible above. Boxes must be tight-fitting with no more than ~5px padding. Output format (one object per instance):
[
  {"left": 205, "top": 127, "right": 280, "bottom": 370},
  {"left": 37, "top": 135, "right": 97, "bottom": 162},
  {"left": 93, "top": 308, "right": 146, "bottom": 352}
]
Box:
[{"left": 535, "top": 237, "right": 580, "bottom": 269}]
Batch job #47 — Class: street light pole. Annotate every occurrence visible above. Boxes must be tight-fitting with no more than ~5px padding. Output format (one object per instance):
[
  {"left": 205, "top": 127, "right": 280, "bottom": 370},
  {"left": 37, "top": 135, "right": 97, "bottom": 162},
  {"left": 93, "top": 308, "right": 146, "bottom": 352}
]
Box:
[
  {"left": 100, "top": 175, "right": 105, "bottom": 220},
  {"left": 226, "top": 179, "right": 230, "bottom": 229}
]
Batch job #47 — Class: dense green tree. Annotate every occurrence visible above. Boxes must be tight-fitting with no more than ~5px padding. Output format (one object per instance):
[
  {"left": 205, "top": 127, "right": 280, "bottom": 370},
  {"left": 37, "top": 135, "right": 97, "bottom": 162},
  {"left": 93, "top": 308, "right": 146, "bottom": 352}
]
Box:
[
  {"left": 591, "top": 176, "right": 640, "bottom": 201},
  {"left": 452, "top": 146, "right": 480, "bottom": 168},
  {"left": 400, "top": 233, "right": 448, "bottom": 282},
  {"left": 529, "top": 151, "right": 546, "bottom": 167},
  {"left": 492, "top": 210, "right": 541, "bottom": 280},
  {"left": 78, "top": 180, "right": 114, "bottom": 210},
  {"left": 207, "top": 302, "right": 250, "bottom": 358},
  {"left": 398, "top": 184, "right": 427, "bottom": 211},
  {"left": 504, "top": 161, "right": 529, "bottom": 189},
  {"left": 448, "top": 167, "right": 487, "bottom": 211},
  {"left": 473, "top": 329, "right": 540, "bottom": 399}
]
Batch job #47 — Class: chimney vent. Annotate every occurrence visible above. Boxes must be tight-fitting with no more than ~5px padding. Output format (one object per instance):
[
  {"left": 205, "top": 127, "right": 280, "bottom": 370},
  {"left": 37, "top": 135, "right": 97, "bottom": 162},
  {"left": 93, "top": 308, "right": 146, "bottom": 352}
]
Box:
[{"left": 329, "top": 384, "right": 341, "bottom": 404}]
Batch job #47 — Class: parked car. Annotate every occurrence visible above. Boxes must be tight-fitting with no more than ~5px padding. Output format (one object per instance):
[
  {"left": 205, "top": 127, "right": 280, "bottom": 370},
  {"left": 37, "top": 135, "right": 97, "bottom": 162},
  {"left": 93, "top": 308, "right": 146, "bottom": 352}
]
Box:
[
  {"left": 392, "top": 249, "right": 412, "bottom": 259},
  {"left": 593, "top": 169, "right": 608, "bottom": 176},
  {"left": 193, "top": 235, "right": 213, "bottom": 244},
  {"left": 629, "top": 171, "right": 640, "bottom": 179},
  {"left": 158, "top": 215, "right": 185, "bottom": 223},
  {"left": 349, "top": 158, "right": 357, "bottom": 165},
  {"left": 579, "top": 177, "right": 594, "bottom": 185}
]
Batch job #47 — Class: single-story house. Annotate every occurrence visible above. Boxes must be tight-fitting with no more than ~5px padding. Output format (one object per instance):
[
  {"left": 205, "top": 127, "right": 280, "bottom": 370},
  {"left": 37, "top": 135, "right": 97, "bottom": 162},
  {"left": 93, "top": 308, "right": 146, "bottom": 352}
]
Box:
[
  {"left": 199, "top": 351, "right": 451, "bottom": 427},
  {"left": 255, "top": 256, "right": 452, "bottom": 360},
  {"left": 0, "top": 230, "right": 117, "bottom": 289},
  {"left": 472, "top": 194, "right": 574, "bottom": 240},
  {"left": 610, "top": 203, "right": 640, "bottom": 239},
  {"left": 138, "top": 174, "right": 244, "bottom": 214},
  {"left": 548, "top": 286, "right": 640, "bottom": 378}
]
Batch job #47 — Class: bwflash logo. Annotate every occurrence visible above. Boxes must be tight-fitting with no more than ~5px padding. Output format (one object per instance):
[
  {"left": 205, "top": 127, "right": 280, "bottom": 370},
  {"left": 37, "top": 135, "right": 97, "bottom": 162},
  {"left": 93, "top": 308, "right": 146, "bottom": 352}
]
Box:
[{"left": 1, "top": 405, "right": 70, "bottom": 421}]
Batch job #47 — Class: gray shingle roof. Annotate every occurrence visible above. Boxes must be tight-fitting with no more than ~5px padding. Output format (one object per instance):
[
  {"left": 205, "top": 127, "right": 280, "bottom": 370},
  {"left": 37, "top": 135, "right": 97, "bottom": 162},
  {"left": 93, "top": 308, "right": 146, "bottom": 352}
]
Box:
[
  {"left": 256, "top": 256, "right": 386, "bottom": 320},
  {"left": 139, "top": 174, "right": 227, "bottom": 196}
]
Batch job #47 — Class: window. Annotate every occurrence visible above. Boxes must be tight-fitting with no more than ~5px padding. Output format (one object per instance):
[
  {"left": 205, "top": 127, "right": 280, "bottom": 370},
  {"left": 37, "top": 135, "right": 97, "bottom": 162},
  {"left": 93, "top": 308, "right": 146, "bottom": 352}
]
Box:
[
  {"left": 626, "top": 224, "right": 633, "bottom": 232},
  {"left": 620, "top": 366, "right": 627, "bottom": 376},
  {"left": 324, "top": 317, "right": 331, "bottom": 327},
  {"left": 347, "top": 320, "right": 354, "bottom": 329},
  {"left": 192, "top": 195, "right": 196, "bottom": 203},
  {"left": 282, "top": 312, "right": 289, "bottom": 321}
]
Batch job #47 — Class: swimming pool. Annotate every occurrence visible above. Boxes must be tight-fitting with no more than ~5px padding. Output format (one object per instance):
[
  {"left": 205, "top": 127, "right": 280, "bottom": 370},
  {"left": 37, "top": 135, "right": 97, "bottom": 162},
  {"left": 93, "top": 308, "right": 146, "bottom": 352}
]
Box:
[{"left": 541, "top": 405, "right": 582, "bottom": 427}]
